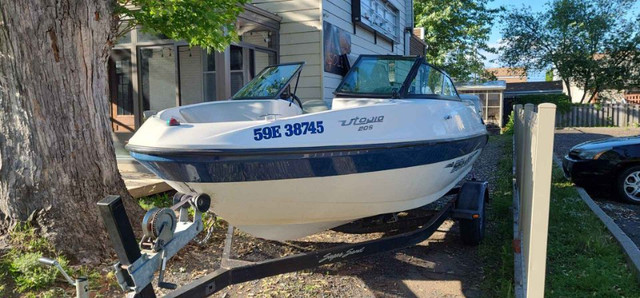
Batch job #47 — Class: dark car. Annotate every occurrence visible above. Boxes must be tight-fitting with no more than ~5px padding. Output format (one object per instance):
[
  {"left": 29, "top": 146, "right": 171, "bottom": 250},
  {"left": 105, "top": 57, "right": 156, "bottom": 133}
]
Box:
[{"left": 563, "top": 135, "right": 640, "bottom": 204}]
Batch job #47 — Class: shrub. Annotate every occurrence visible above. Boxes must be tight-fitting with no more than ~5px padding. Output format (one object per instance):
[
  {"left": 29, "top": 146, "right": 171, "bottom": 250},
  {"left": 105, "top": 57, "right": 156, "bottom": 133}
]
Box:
[
  {"left": 502, "top": 111, "right": 515, "bottom": 134},
  {"left": 513, "top": 94, "right": 572, "bottom": 114}
]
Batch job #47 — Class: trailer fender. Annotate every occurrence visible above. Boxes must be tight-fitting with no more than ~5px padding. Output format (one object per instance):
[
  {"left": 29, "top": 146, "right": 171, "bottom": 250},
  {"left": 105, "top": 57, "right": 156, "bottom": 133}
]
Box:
[{"left": 452, "top": 180, "right": 489, "bottom": 220}]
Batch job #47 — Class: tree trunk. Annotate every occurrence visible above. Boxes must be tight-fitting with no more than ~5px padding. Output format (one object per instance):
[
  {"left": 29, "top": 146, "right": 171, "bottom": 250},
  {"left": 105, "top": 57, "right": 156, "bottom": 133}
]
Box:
[
  {"left": 0, "top": 0, "right": 142, "bottom": 263},
  {"left": 563, "top": 78, "right": 573, "bottom": 101},
  {"left": 579, "top": 83, "right": 589, "bottom": 104}
]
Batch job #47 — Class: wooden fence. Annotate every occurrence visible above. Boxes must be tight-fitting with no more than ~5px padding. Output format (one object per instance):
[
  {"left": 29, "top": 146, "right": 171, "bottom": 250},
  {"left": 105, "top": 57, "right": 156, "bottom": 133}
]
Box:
[
  {"left": 513, "top": 103, "right": 556, "bottom": 298},
  {"left": 556, "top": 104, "right": 640, "bottom": 127}
]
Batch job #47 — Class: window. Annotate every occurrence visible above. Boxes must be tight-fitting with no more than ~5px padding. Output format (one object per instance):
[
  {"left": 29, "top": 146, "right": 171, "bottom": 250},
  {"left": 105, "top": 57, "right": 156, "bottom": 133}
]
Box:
[
  {"left": 355, "top": 0, "right": 400, "bottom": 42},
  {"left": 178, "top": 46, "right": 204, "bottom": 105},
  {"left": 203, "top": 51, "right": 216, "bottom": 101},
  {"left": 408, "top": 64, "right": 444, "bottom": 96},
  {"left": 337, "top": 56, "right": 415, "bottom": 95},
  {"left": 139, "top": 46, "right": 176, "bottom": 113},
  {"left": 230, "top": 46, "right": 244, "bottom": 95}
]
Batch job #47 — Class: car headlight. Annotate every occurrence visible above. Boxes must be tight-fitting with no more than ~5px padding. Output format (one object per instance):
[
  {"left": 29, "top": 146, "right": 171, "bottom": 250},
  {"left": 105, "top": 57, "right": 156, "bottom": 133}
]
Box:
[{"left": 577, "top": 147, "right": 612, "bottom": 160}]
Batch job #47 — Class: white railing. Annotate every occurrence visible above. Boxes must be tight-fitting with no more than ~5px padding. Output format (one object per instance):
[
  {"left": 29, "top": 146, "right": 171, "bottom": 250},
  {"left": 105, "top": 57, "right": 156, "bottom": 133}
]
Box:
[{"left": 513, "top": 103, "right": 556, "bottom": 297}]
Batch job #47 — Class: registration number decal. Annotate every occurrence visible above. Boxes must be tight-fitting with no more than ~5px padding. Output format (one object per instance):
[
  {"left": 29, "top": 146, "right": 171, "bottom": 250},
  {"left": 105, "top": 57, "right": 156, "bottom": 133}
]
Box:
[{"left": 253, "top": 121, "right": 324, "bottom": 141}]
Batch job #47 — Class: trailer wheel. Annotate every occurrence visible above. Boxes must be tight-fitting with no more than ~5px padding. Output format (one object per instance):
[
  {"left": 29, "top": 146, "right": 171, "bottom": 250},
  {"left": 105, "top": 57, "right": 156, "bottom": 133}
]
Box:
[{"left": 456, "top": 181, "right": 488, "bottom": 246}]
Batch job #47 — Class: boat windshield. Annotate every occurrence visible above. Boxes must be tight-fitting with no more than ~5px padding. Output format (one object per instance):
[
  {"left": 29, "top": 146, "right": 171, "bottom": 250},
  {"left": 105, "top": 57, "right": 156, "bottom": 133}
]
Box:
[
  {"left": 232, "top": 63, "right": 303, "bottom": 99},
  {"left": 335, "top": 56, "right": 417, "bottom": 96}
]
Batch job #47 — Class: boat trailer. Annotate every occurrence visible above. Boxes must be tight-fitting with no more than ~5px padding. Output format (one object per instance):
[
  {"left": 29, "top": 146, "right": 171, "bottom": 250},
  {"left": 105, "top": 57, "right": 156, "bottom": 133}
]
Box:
[{"left": 94, "top": 180, "right": 488, "bottom": 298}]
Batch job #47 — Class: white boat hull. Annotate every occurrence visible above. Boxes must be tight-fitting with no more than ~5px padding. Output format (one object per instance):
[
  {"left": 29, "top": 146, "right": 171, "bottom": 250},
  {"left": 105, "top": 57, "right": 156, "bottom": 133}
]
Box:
[
  {"left": 165, "top": 149, "right": 481, "bottom": 240},
  {"left": 128, "top": 95, "right": 488, "bottom": 240}
]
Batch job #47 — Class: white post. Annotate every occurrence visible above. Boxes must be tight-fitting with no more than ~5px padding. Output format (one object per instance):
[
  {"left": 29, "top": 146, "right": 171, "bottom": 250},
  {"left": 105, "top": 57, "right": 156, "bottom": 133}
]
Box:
[{"left": 525, "top": 103, "right": 556, "bottom": 298}]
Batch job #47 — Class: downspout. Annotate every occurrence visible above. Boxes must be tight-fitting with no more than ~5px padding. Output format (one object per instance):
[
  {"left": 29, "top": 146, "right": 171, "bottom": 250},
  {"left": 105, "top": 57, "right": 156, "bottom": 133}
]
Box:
[{"left": 405, "top": 0, "right": 414, "bottom": 55}]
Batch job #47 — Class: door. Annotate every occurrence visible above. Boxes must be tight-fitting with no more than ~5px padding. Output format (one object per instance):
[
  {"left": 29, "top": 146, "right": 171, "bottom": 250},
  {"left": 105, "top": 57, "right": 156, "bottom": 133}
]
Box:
[{"left": 109, "top": 50, "right": 135, "bottom": 132}]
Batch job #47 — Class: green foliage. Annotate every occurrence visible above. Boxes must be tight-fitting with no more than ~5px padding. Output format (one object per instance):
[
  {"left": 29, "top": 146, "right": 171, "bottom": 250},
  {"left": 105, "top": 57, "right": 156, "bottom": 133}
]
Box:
[
  {"left": 545, "top": 69, "right": 554, "bottom": 82},
  {"left": 138, "top": 192, "right": 173, "bottom": 210},
  {"left": 0, "top": 224, "right": 69, "bottom": 293},
  {"left": 7, "top": 252, "right": 66, "bottom": 293},
  {"left": 502, "top": 111, "right": 514, "bottom": 134},
  {"left": 116, "top": 0, "right": 250, "bottom": 52},
  {"left": 9, "top": 223, "right": 55, "bottom": 255},
  {"left": 512, "top": 94, "right": 572, "bottom": 114},
  {"left": 500, "top": 0, "right": 640, "bottom": 103},
  {"left": 414, "top": 0, "right": 501, "bottom": 82}
]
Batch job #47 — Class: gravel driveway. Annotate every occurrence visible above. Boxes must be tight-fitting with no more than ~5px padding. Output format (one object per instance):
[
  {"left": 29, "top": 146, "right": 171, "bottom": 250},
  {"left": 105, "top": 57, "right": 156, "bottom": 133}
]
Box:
[
  {"left": 553, "top": 127, "right": 640, "bottom": 249},
  {"left": 133, "top": 138, "right": 504, "bottom": 298}
]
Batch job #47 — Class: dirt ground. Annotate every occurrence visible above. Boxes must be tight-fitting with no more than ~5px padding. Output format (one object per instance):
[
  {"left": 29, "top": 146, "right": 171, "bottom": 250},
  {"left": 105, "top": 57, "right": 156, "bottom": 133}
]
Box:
[{"left": 553, "top": 127, "right": 640, "bottom": 249}]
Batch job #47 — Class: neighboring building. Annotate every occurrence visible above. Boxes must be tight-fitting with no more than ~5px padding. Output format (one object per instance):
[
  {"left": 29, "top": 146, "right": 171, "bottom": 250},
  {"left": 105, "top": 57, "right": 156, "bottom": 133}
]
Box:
[
  {"left": 625, "top": 88, "right": 640, "bottom": 104},
  {"left": 561, "top": 80, "right": 629, "bottom": 103},
  {"left": 109, "top": 0, "right": 418, "bottom": 143},
  {"left": 410, "top": 27, "right": 427, "bottom": 56},
  {"left": 504, "top": 81, "right": 564, "bottom": 99},
  {"left": 486, "top": 67, "right": 527, "bottom": 83},
  {"left": 455, "top": 80, "right": 565, "bottom": 128},
  {"left": 456, "top": 81, "right": 507, "bottom": 128},
  {"left": 501, "top": 81, "right": 564, "bottom": 126}
]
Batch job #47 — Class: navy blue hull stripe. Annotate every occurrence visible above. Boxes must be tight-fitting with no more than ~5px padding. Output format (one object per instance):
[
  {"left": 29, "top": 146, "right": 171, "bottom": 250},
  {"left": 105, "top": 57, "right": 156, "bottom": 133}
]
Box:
[{"left": 131, "top": 135, "right": 487, "bottom": 183}]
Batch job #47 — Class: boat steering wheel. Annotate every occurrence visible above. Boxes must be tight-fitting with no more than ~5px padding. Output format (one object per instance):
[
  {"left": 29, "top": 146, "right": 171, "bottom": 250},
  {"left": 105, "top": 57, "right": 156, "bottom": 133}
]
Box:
[{"left": 288, "top": 93, "right": 303, "bottom": 109}]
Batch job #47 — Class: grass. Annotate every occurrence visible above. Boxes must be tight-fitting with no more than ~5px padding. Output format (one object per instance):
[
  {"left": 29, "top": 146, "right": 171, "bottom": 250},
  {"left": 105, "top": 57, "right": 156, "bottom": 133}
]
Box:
[
  {"left": 479, "top": 134, "right": 515, "bottom": 296},
  {"left": 480, "top": 134, "right": 640, "bottom": 297},
  {"left": 0, "top": 223, "right": 110, "bottom": 296},
  {"left": 545, "top": 168, "right": 640, "bottom": 296},
  {"left": 0, "top": 223, "right": 70, "bottom": 294}
]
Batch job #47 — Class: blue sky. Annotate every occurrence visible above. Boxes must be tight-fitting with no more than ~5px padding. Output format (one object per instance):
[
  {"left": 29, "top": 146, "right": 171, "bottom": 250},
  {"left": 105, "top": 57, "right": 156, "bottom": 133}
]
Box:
[{"left": 484, "top": 0, "right": 640, "bottom": 81}]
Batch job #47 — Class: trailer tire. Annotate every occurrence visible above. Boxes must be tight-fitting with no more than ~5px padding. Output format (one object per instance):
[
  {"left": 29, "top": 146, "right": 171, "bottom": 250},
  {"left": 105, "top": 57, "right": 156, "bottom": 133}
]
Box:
[{"left": 456, "top": 181, "right": 488, "bottom": 246}]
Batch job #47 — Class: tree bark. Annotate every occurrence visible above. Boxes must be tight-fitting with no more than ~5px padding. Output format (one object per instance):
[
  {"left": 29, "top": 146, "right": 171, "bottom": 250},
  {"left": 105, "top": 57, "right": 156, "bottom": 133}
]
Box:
[{"left": 0, "top": 0, "right": 142, "bottom": 263}]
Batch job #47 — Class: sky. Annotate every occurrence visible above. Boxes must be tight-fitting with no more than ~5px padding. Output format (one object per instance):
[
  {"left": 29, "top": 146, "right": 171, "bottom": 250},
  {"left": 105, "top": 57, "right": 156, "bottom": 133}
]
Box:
[{"left": 483, "top": 0, "right": 640, "bottom": 81}]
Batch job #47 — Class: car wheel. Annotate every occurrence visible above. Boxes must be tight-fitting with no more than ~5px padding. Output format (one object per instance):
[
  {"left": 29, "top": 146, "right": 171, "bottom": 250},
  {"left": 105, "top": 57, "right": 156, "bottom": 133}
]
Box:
[{"left": 617, "top": 166, "right": 640, "bottom": 204}]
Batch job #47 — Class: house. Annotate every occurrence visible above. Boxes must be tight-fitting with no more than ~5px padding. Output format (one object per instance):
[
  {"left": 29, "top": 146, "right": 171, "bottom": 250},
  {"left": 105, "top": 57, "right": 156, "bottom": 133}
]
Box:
[
  {"left": 110, "top": 0, "right": 421, "bottom": 153},
  {"left": 486, "top": 67, "right": 527, "bottom": 83},
  {"left": 625, "top": 88, "right": 640, "bottom": 104}
]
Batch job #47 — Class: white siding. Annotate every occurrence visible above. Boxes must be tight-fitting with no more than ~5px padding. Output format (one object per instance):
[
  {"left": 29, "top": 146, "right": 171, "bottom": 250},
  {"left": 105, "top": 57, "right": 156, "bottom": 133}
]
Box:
[
  {"left": 253, "top": 0, "right": 325, "bottom": 110},
  {"left": 321, "top": 0, "right": 410, "bottom": 106}
]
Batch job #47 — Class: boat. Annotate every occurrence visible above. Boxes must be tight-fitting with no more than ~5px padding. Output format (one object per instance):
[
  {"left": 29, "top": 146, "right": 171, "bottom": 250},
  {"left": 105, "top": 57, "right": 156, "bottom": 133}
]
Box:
[{"left": 126, "top": 55, "right": 488, "bottom": 241}]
